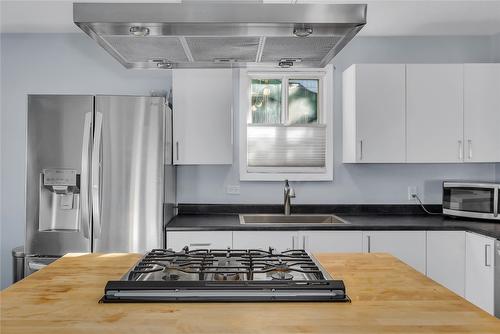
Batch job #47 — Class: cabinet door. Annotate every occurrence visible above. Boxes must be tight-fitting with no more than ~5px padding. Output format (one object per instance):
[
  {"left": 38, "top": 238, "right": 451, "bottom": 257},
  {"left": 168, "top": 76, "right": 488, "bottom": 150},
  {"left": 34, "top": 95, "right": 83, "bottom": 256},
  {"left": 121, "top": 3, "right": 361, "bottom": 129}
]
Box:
[
  {"left": 166, "top": 231, "right": 232, "bottom": 251},
  {"left": 362, "top": 231, "right": 426, "bottom": 274},
  {"left": 343, "top": 64, "right": 406, "bottom": 163},
  {"left": 465, "top": 232, "right": 495, "bottom": 315},
  {"left": 426, "top": 231, "right": 466, "bottom": 297},
  {"left": 464, "top": 64, "right": 500, "bottom": 162},
  {"left": 232, "top": 231, "right": 297, "bottom": 252},
  {"left": 172, "top": 69, "right": 233, "bottom": 165},
  {"left": 299, "top": 231, "right": 363, "bottom": 253},
  {"left": 406, "top": 64, "right": 464, "bottom": 162}
]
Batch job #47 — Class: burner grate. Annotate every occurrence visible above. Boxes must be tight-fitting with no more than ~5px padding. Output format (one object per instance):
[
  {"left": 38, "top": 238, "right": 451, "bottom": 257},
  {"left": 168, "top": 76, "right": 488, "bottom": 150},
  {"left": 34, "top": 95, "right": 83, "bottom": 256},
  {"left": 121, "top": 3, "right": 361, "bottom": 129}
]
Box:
[{"left": 126, "top": 247, "right": 328, "bottom": 282}]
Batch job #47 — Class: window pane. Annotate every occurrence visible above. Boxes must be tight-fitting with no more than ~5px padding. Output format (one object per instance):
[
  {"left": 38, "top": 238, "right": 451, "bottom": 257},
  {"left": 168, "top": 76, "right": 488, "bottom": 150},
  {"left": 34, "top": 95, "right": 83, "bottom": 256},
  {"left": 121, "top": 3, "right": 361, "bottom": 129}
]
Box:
[
  {"left": 288, "top": 79, "right": 318, "bottom": 124},
  {"left": 251, "top": 79, "right": 282, "bottom": 124}
]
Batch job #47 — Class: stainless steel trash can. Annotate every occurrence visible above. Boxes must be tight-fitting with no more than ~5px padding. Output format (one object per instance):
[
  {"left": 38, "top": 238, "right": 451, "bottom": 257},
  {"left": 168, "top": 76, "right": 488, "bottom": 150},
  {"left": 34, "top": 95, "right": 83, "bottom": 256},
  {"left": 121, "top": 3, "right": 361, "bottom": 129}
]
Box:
[{"left": 12, "top": 246, "right": 25, "bottom": 283}]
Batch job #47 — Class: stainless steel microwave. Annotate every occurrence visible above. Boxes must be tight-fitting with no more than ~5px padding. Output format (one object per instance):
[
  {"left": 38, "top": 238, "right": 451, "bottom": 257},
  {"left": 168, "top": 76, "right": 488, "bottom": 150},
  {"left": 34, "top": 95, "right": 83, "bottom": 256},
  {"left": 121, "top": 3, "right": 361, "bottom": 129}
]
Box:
[{"left": 443, "top": 182, "right": 499, "bottom": 220}]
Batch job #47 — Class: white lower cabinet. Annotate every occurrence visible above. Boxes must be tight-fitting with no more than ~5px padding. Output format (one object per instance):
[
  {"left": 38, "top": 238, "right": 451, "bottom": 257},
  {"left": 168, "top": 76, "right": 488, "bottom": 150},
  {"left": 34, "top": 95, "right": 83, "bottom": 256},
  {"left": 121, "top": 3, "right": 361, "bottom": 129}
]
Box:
[
  {"left": 167, "top": 228, "right": 496, "bottom": 315},
  {"left": 166, "top": 231, "right": 232, "bottom": 250},
  {"left": 299, "top": 231, "right": 363, "bottom": 253},
  {"left": 465, "top": 232, "right": 495, "bottom": 315},
  {"left": 426, "top": 231, "right": 466, "bottom": 297},
  {"left": 362, "top": 231, "right": 427, "bottom": 274},
  {"left": 232, "top": 231, "right": 296, "bottom": 251}
]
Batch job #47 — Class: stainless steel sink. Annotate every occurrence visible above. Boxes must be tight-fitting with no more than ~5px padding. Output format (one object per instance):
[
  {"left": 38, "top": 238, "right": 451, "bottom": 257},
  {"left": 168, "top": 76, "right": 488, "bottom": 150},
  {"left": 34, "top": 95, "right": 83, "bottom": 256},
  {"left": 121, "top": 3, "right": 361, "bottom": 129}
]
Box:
[{"left": 239, "top": 214, "right": 350, "bottom": 225}]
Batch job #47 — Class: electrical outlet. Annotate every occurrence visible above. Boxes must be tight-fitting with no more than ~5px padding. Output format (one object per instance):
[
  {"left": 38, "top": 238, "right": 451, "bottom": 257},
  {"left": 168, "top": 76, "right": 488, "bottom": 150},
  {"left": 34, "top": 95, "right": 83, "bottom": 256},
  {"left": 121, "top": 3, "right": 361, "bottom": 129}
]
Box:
[
  {"left": 226, "top": 185, "right": 240, "bottom": 195},
  {"left": 408, "top": 186, "right": 417, "bottom": 201}
]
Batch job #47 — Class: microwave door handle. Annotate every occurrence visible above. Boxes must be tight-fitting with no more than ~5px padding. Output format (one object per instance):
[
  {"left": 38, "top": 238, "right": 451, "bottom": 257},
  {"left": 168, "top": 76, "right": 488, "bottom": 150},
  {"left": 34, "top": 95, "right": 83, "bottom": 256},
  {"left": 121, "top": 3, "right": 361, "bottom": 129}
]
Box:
[
  {"left": 80, "top": 112, "right": 92, "bottom": 239},
  {"left": 92, "top": 112, "right": 103, "bottom": 239},
  {"left": 494, "top": 187, "right": 498, "bottom": 217}
]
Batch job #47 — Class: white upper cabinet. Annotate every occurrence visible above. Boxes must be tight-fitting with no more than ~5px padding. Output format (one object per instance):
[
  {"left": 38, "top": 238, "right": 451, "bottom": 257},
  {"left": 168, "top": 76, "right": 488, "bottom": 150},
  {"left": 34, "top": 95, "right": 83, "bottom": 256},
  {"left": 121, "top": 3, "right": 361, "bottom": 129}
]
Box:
[
  {"left": 343, "top": 64, "right": 406, "bottom": 163},
  {"left": 406, "top": 64, "right": 464, "bottom": 163},
  {"left": 172, "top": 69, "right": 233, "bottom": 165},
  {"left": 464, "top": 64, "right": 500, "bottom": 162},
  {"left": 465, "top": 232, "right": 495, "bottom": 315},
  {"left": 344, "top": 63, "right": 499, "bottom": 163}
]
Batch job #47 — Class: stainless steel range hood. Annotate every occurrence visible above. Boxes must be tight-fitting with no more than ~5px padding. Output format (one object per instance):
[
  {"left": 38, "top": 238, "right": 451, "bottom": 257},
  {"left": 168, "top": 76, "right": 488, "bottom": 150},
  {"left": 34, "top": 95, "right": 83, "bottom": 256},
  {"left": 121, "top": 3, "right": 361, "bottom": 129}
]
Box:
[{"left": 74, "top": 3, "right": 366, "bottom": 69}]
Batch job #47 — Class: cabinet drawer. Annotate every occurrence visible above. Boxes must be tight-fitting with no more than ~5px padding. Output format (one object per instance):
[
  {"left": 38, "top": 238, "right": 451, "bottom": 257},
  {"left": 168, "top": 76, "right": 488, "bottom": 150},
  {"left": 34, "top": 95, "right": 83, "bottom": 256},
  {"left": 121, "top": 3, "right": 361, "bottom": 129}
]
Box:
[
  {"left": 233, "top": 231, "right": 296, "bottom": 252},
  {"left": 363, "top": 231, "right": 426, "bottom": 274},
  {"left": 166, "top": 231, "right": 232, "bottom": 251},
  {"left": 300, "top": 231, "right": 363, "bottom": 253}
]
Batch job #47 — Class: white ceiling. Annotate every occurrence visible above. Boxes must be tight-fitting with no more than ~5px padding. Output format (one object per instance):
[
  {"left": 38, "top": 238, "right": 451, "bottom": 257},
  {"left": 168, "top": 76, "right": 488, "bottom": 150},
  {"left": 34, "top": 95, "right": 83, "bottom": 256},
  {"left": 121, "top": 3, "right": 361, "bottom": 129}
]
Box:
[{"left": 1, "top": 0, "right": 500, "bottom": 36}]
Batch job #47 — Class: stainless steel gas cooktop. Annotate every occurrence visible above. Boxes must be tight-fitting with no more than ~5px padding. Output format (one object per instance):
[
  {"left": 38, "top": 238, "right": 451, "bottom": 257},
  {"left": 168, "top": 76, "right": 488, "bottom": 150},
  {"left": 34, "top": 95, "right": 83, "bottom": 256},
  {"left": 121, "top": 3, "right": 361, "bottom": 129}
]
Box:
[{"left": 101, "top": 247, "right": 348, "bottom": 302}]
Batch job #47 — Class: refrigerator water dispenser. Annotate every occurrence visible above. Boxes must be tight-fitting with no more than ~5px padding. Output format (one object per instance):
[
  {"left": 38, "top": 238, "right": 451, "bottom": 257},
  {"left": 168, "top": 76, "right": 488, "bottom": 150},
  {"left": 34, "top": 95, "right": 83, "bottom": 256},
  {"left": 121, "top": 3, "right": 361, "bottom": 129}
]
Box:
[{"left": 38, "top": 169, "right": 80, "bottom": 231}]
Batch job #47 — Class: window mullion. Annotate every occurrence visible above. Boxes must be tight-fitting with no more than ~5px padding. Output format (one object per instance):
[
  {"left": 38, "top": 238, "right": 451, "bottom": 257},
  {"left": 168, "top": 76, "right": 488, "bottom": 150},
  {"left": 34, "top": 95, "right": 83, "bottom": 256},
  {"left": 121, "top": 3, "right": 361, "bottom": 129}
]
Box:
[
  {"left": 282, "top": 76, "right": 289, "bottom": 125},
  {"left": 318, "top": 77, "right": 323, "bottom": 124}
]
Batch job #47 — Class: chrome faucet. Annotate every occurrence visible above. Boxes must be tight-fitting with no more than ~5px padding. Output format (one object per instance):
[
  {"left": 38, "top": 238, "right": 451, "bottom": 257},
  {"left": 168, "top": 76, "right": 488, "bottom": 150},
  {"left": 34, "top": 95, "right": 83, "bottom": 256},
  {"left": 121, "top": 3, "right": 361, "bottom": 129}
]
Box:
[{"left": 283, "top": 179, "right": 296, "bottom": 215}]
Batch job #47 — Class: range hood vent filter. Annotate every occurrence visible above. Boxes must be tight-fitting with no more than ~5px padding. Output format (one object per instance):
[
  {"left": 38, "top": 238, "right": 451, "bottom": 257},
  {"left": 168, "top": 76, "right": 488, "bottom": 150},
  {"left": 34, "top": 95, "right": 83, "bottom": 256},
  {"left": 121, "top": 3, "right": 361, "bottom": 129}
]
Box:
[
  {"left": 74, "top": 3, "right": 366, "bottom": 69},
  {"left": 101, "top": 36, "right": 189, "bottom": 63},
  {"left": 186, "top": 37, "right": 261, "bottom": 63},
  {"left": 260, "top": 37, "right": 341, "bottom": 63}
]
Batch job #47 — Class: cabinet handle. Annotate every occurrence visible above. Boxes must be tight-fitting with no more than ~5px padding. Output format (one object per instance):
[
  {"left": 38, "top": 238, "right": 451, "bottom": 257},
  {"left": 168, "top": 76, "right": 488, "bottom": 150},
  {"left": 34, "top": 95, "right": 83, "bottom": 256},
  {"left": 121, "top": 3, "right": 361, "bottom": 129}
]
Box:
[
  {"left": 485, "top": 244, "right": 491, "bottom": 267},
  {"left": 230, "top": 105, "right": 234, "bottom": 146},
  {"left": 359, "top": 140, "right": 363, "bottom": 161},
  {"left": 302, "top": 236, "right": 307, "bottom": 250},
  {"left": 458, "top": 140, "right": 463, "bottom": 161},
  {"left": 292, "top": 236, "right": 296, "bottom": 249},
  {"left": 468, "top": 139, "right": 472, "bottom": 160},
  {"left": 176, "top": 141, "right": 179, "bottom": 161},
  {"left": 367, "top": 235, "right": 371, "bottom": 253}
]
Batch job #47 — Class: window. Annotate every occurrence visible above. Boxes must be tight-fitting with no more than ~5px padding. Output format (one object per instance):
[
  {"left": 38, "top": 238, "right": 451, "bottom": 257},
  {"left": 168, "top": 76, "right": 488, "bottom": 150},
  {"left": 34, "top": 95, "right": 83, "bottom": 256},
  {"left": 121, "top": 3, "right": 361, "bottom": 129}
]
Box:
[
  {"left": 251, "top": 79, "right": 282, "bottom": 124},
  {"left": 240, "top": 66, "right": 333, "bottom": 181},
  {"left": 288, "top": 79, "right": 319, "bottom": 124}
]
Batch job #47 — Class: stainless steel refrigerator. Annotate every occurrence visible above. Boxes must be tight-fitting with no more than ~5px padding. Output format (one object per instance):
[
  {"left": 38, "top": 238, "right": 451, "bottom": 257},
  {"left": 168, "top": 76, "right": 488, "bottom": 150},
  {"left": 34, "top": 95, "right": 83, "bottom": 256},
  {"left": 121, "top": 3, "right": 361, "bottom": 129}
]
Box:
[{"left": 25, "top": 95, "right": 175, "bottom": 275}]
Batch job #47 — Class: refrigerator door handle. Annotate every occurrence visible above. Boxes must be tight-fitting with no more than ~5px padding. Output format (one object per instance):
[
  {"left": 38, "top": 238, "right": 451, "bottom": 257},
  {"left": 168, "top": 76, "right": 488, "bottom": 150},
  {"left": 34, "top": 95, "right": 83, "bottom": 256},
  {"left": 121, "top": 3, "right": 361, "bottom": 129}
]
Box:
[
  {"left": 80, "top": 112, "right": 92, "bottom": 239},
  {"left": 92, "top": 112, "right": 103, "bottom": 239}
]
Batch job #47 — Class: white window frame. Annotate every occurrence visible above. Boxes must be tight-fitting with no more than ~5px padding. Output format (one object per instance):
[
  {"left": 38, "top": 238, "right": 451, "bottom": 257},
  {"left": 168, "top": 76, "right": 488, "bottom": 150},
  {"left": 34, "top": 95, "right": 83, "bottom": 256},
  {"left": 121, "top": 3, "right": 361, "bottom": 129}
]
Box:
[{"left": 239, "top": 64, "right": 333, "bottom": 181}]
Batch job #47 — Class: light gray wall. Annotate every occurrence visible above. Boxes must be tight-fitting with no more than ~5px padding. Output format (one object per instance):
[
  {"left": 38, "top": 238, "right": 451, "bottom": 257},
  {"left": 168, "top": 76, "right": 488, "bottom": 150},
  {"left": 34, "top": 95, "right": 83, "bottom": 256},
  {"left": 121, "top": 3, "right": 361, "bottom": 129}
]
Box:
[
  {"left": 1, "top": 33, "right": 499, "bottom": 289},
  {"left": 0, "top": 33, "right": 171, "bottom": 288},
  {"left": 177, "top": 35, "right": 498, "bottom": 205}
]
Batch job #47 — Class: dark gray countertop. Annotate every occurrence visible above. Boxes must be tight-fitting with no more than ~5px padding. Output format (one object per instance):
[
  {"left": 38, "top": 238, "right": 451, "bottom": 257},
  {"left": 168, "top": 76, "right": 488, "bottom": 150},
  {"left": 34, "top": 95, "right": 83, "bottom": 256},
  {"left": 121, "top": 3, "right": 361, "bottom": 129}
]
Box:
[{"left": 166, "top": 214, "right": 500, "bottom": 240}]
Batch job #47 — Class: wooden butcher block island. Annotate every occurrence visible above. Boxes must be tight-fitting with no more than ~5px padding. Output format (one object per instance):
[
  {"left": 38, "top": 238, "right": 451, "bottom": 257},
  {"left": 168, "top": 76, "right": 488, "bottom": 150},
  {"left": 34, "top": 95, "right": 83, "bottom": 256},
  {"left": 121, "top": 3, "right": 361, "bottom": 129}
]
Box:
[{"left": 1, "top": 253, "right": 499, "bottom": 333}]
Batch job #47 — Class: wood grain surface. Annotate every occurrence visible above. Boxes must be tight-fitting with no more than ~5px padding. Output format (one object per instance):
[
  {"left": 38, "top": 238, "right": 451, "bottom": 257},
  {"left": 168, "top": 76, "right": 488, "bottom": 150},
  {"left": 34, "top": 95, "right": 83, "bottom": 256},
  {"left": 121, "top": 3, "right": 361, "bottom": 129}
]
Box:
[{"left": 1, "top": 252, "right": 499, "bottom": 333}]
